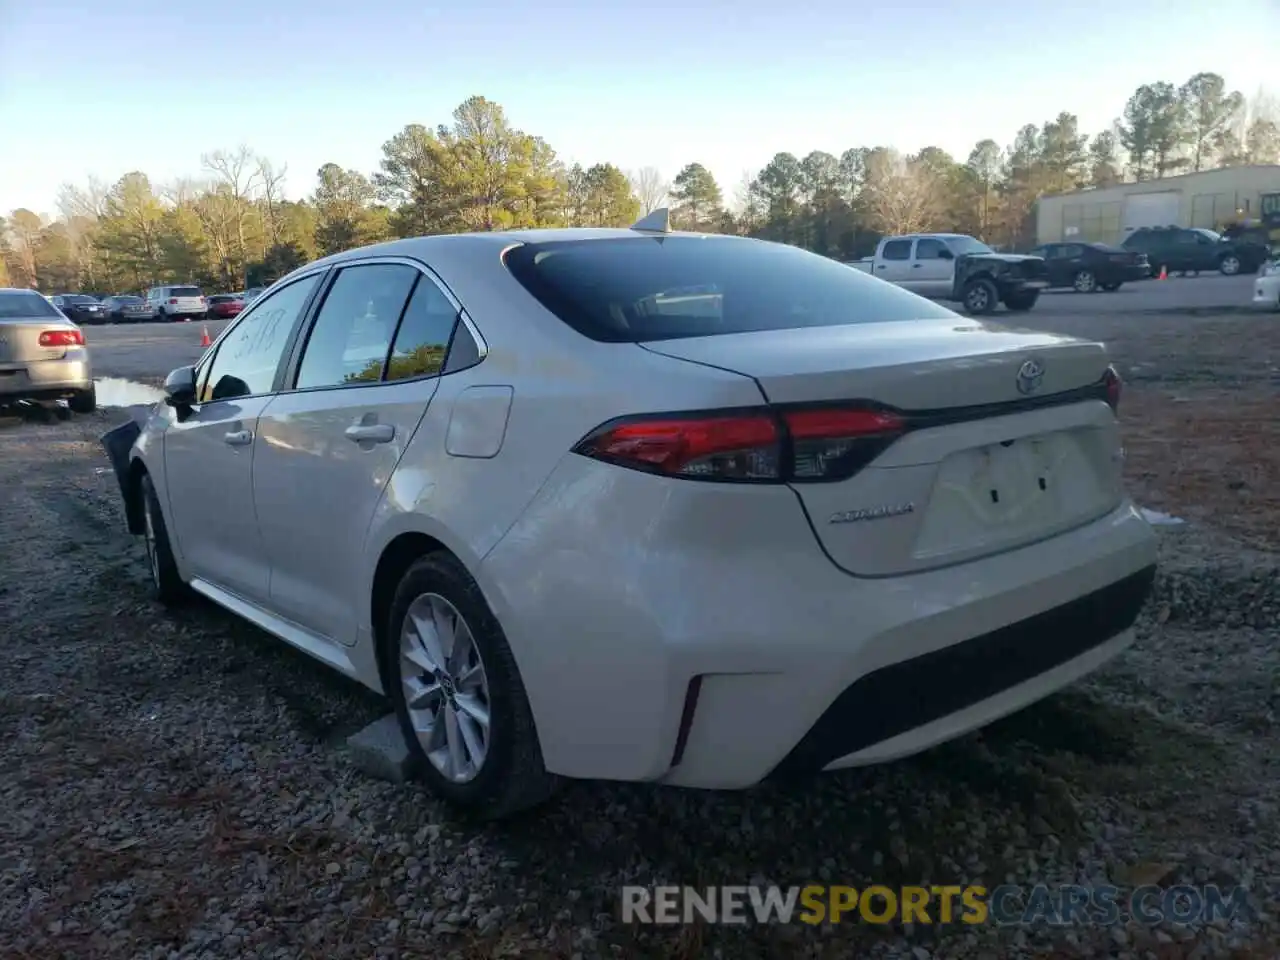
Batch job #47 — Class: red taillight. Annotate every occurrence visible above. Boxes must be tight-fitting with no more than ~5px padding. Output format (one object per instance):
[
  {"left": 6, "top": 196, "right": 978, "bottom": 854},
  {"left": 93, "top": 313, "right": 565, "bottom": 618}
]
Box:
[
  {"left": 573, "top": 405, "right": 906, "bottom": 483},
  {"left": 39, "top": 329, "right": 85, "bottom": 347},
  {"left": 1103, "top": 366, "right": 1122, "bottom": 412},
  {"left": 169, "top": 298, "right": 178, "bottom": 304}
]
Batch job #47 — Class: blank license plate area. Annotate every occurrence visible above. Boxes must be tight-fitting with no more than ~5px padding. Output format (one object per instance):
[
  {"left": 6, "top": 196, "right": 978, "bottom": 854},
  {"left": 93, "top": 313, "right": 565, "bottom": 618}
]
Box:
[{"left": 913, "top": 430, "right": 1109, "bottom": 560}]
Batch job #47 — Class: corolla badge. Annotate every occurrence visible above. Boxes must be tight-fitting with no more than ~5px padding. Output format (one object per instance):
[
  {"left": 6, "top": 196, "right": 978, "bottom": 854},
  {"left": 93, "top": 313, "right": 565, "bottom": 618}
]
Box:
[
  {"left": 1015, "top": 358, "right": 1045, "bottom": 395},
  {"left": 829, "top": 503, "right": 915, "bottom": 524}
]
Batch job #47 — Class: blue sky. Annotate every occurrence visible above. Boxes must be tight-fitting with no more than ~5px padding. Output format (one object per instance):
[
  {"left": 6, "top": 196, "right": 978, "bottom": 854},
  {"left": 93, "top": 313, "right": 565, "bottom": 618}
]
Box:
[{"left": 1, "top": 0, "right": 1275, "bottom": 217}]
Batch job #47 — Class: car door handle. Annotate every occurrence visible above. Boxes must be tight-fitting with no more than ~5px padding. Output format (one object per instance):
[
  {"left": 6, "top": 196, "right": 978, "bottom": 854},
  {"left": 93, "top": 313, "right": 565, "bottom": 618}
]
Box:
[
  {"left": 912, "top": 263, "right": 922, "bottom": 268},
  {"left": 345, "top": 423, "right": 395, "bottom": 444},
  {"left": 224, "top": 429, "right": 253, "bottom": 446},
  {"left": 876, "top": 264, "right": 886, "bottom": 270}
]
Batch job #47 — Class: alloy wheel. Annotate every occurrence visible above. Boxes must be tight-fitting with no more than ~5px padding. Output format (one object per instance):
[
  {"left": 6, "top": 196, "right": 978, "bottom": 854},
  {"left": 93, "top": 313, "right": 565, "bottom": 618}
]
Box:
[
  {"left": 142, "top": 497, "right": 161, "bottom": 587},
  {"left": 1221, "top": 255, "right": 1241, "bottom": 275},
  {"left": 965, "top": 284, "right": 990, "bottom": 312},
  {"left": 1074, "top": 270, "right": 1096, "bottom": 292},
  {"left": 399, "top": 592, "right": 491, "bottom": 783}
]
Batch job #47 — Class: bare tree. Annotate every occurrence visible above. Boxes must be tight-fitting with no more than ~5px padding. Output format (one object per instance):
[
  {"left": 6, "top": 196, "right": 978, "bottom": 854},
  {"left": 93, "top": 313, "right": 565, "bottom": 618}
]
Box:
[
  {"left": 861, "top": 149, "right": 945, "bottom": 235},
  {"left": 627, "top": 166, "right": 669, "bottom": 215},
  {"left": 162, "top": 177, "right": 201, "bottom": 206},
  {"left": 55, "top": 177, "right": 109, "bottom": 221},
  {"left": 255, "top": 155, "right": 288, "bottom": 253},
  {"left": 202, "top": 146, "right": 258, "bottom": 264}
]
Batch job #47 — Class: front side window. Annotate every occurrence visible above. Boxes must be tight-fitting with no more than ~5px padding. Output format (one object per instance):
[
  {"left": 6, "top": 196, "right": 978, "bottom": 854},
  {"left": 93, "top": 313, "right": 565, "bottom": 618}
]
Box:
[
  {"left": 504, "top": 236, "right": 956, "bottom": 343},
  {"left": 294, "top": 263, "right": 418, "bottom": 389},
  {"left": 914, "top": 238, "right": 948, "bottom": 259},
  {"left": 385, "top": 276, "right": 459, "bottom": 381},
  {"left": 200, "top": 273, "right": 321, "bottom": 402},
  {"left": 881, "top": 240, "right": 912, "bottom": 260}
]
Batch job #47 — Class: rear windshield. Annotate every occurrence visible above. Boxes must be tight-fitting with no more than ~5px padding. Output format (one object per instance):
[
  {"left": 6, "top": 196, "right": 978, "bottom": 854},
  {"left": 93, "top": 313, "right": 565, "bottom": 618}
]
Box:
[
  {"left": 170, "top": 286, "right": 202, "bottom": 297},
  {"left": 0, "top": 291, "right": 63, "bottom": 319},
  {"left": 503, "top": 236, "right": 956, "bottom": 343},
  {"left": 64, "top": 295, "right": 98, "bottom": 304},
  {"left": 208, "top": 295, "right": 234, "bottom": 303},
  {"left": 118, "top": 296, "right": 143, "bottom": 303}
]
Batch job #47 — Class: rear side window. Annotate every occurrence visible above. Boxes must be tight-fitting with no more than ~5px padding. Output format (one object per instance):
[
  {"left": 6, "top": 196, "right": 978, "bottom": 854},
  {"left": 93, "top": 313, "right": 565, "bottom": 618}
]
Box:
[
  {"left": 385, "top": 277, "right": 458, "bottom": 381},
  {"left": 170, "top": 286, "right": 202, "bottom": 297},
  {"left": 0, "top": 291, "right": 62, "bottom": 319},
  {"left": 503, "top": 236, "right": 955, "bottom": 343}
]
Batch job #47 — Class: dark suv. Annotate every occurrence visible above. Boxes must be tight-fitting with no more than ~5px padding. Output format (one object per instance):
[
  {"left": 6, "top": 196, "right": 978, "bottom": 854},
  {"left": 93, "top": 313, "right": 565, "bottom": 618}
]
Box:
[{"left": 1121, "top": 226, "right": 1269, "bottom": 277}]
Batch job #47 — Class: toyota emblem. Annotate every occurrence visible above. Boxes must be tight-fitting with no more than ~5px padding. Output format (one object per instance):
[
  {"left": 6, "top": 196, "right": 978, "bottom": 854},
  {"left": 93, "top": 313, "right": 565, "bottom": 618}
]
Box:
[{"left": 1016, "top": 358, "right": 1045, "bottom": 395}]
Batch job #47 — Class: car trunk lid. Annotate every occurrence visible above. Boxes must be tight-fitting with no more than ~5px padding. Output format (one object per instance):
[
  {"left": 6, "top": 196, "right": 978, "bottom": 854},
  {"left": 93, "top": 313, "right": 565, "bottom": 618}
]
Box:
[
  {"left": 642, "top": 319, "right": 1124, "bottom": 575},
  {"left": 0, "top": 318, "right": 81, "bottom": 363}
]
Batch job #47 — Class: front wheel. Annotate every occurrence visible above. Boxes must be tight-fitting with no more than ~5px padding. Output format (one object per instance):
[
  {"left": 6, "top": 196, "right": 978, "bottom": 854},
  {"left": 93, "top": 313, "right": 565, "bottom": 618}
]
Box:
[
  {"left": 1003, "top": 290, "right": 1039, "bottom": 312},
  {"left": 1219, "top": 254, "right": 1241, "bottom": 276},
  {"left": 140, "top": 473, "right": 189, "bottom": 606},
  {"left": 386, "top": 552, "right": 556, "bottom": 820},
  {"left": 69, "top": 384, "right": 96, "bottom": 414},
  {"left": 1072, "top": 269, "right": 1097, "bottom": 293},
  {"left": 961, "top": 277, "right": 1000, "bottom": 315}
]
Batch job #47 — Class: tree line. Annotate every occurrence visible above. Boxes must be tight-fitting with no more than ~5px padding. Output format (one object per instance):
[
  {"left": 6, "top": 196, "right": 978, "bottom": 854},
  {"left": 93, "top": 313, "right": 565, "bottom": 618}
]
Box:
[{"left": 3, "top": 74, "right": 1277, "bottom": 295}]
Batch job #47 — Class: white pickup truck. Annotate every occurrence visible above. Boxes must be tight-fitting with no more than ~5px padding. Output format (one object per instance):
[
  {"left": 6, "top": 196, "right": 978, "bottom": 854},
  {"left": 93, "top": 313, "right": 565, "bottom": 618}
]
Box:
[{"left": 849, "top": 233, "right": 1051, "bottom": 315}]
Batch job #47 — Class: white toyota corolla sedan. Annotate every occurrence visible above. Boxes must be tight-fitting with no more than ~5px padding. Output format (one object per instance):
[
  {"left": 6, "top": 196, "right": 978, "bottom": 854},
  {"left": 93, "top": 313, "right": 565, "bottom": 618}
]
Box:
[{"left": 102, "top": 211, "right": 1157, "bottom": 818}]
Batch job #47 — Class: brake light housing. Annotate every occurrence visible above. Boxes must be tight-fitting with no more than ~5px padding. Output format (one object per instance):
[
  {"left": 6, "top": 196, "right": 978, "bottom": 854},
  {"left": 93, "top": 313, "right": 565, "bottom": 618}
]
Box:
[
  {"left": 169, "top": 298, "right": 178, "bottom": 304},
  {"left": 39, "top": 329, "right": 85, "bottom": 347},
  {"left": 572, "top": 404, "right": 906, "bottom": 484},
  {"left": 1103, "top": 366, "right": 1122, "bottom": 412}
]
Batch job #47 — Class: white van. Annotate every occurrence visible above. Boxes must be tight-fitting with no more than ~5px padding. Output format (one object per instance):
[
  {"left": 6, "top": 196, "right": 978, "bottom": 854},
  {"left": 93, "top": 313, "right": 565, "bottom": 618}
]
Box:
[{"left": 146, "top": 285, "right": 206, "bottom": 321}]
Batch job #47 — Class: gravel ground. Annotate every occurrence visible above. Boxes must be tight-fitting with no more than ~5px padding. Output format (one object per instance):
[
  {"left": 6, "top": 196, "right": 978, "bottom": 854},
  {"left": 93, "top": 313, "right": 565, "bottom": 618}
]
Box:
[{"left": 2, "top": 309, "right": 1278, "bottom": 959}]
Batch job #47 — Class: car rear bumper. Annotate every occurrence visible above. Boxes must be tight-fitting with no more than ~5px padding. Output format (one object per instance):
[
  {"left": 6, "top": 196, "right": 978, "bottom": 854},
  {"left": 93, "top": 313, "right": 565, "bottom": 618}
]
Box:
[
  {"left": 0, "top": 355, "right": 93, "bottom": 401},
  {"left": 1251, "top": 275, "right": 1280, "bottom": 308},
  {"left": 478, "top": 455, "right": 1158, "bottom": 788}
]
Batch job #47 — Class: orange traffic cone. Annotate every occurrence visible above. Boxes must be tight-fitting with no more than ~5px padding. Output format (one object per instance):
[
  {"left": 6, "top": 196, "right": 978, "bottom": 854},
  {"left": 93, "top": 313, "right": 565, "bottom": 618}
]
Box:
[
  {"left": 1158, "top": 265, "right": 1168, "bottom": 280},
  {"left": 199, "top": 325, "right": 211, "bottom": 347}
]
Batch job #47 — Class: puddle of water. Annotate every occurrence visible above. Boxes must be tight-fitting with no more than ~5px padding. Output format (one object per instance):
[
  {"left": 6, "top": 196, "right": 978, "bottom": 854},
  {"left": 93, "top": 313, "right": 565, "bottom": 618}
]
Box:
[
  {"left": 95, "top": 377, "right": 165, "bottom": 407},
  {"left": 1140, "top": 507, "right": 1186, "bottom": 527}
]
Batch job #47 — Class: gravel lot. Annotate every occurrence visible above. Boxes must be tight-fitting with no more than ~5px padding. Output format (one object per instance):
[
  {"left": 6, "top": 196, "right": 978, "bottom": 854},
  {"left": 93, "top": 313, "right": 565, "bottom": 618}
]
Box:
[{"left": 1, "top": 304, "right": 1277, "bottom": 959}]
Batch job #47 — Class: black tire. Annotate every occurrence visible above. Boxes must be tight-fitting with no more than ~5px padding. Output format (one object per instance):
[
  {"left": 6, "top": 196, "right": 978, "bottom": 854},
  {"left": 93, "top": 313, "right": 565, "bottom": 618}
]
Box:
[
  {"left": 961, "top": 277, "right": 1000, "bottom": 315},
  {"left": 69, "top": 384, "right": 96, "bottom": 414},
  {"left": 1100, "top": 282, "right": 1122, "bottom": 292},
  {"left": 386, "top": 551, "right": 556, "bottom": 820},
  {"left": 1003, "top": 290, "right": 1039, "bottom": 312},
  {"left": 1218, "top": 254, "right": 1241, "bottom": 276},
  {"left": 1072, "top": 269, "right": 1097, "bottom": 293},
  {"left": 140, "top": 473, "right": 189, "bottom": 606}
]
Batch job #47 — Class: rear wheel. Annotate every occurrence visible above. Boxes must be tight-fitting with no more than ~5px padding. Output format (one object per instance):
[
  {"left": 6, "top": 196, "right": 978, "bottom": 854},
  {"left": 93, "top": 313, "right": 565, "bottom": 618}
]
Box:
[
  {"left": 140, "top": 473, "right": 188, "bottom": 606},
  {"left": 961, "top": 277, "right": 999, "bottom": 315},
  {"left": 1002, "top": 290, "right": 1039, "bottom": 312},
  {"left": 386, "top": 551, "right": 556, "bottom": 820},
  {"left": 1072, "top": 269, "right": 1097, "bottom": 292},
  {"left": 1219, "top": 254, "right": 1241, "bottom": 276},
  {"left": 69, "top": 384, "right": 96, "bottom": 414}
]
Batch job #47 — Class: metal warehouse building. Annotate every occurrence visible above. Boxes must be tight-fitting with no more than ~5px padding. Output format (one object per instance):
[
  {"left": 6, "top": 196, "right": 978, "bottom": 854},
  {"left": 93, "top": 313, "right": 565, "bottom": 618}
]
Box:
[{"left": 1036, "top": 164, "right": 1280, "bottom": 245}]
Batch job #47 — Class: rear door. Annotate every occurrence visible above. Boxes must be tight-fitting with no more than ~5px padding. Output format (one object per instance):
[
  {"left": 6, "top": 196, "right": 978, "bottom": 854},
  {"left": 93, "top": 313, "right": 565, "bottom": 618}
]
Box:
[
  {"left": 873, "top": 239, "right": 914, "bottom": 286},
  {"left": 251, "top": 259, "right": 461, "bottom": 643}
]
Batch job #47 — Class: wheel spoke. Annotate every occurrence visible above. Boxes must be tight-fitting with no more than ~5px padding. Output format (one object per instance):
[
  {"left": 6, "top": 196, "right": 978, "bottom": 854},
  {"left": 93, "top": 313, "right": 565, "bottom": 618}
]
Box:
[
  {"left": 456, "top": 710, "right": 486, "bottom": 766},
  {"left": 443, "top": 704, "right": 465, "bottom": 779},
  {"left": 447, "top": 619, "right": 476, "bottom": 674},
  {"left": 455, "top": 662, "right": 484, "bottom": 691},
  {"left": 404, "top": 675, "right": 443, "bottom": 711},
  {"left": 453, "top": 691, "right": 489, "bottom": 729},
  {"left": 428, "top": 596, "right": 458, "bottom": 661},
  {"left": 408, "top": 612, "right": 445, "bottom": 672}
]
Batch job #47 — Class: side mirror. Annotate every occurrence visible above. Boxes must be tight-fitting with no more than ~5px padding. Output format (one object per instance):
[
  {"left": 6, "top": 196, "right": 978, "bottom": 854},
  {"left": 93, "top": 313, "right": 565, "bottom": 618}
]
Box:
[{"left": 163, "top": 365, "right": 198, "bottom": 408}]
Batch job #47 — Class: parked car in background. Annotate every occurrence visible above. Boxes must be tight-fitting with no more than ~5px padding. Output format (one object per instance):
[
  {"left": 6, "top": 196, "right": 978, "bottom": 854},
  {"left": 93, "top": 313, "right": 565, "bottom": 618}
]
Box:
[
  {"left": 849, "top": 233, "right": 1050, "bottom": 314},
  {"left": 241, "top": 286, "right": 267, "bottom": 305},
  {"left": 102, "top": 214, "right": 1155, "bottom": 818},
  {"left": 101, "top": 295, "right": 150, "bottom": 323},
  {"left": 1251, "top": 257, "right": 1280, "bottom": 310},
  {"left": 51, "top": 294, "right": 107, "bottom": 324},
  {"left": 0, "top": 288, "right": 97, "bottom": 412},
  {"left": 1121, "top": 226, "right": 1269, "bottom": 276},
  {"left": 205, "top": 294, "right": 245, "bottom": 320},
  {"left": 146, "top": 285, "right": 206, "bottom": 321},
  {"left": 1028, "top": 242, "right": 1150, "bottom": 292}
]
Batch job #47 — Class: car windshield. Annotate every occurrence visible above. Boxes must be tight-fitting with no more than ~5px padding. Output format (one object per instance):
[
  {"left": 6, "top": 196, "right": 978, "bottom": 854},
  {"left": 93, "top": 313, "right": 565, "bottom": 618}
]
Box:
[
  {"left": 943, "top": 236, "right": 994, "bottom": 256},
  {"left": 503, "top": 236, "right": 957, "bottom": 343},
  {"left": 0, "top": 291, "right": 64, "bottom": 319},
  {"left": 170, "top": 286, "right": 202, "bottom": 297}
]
